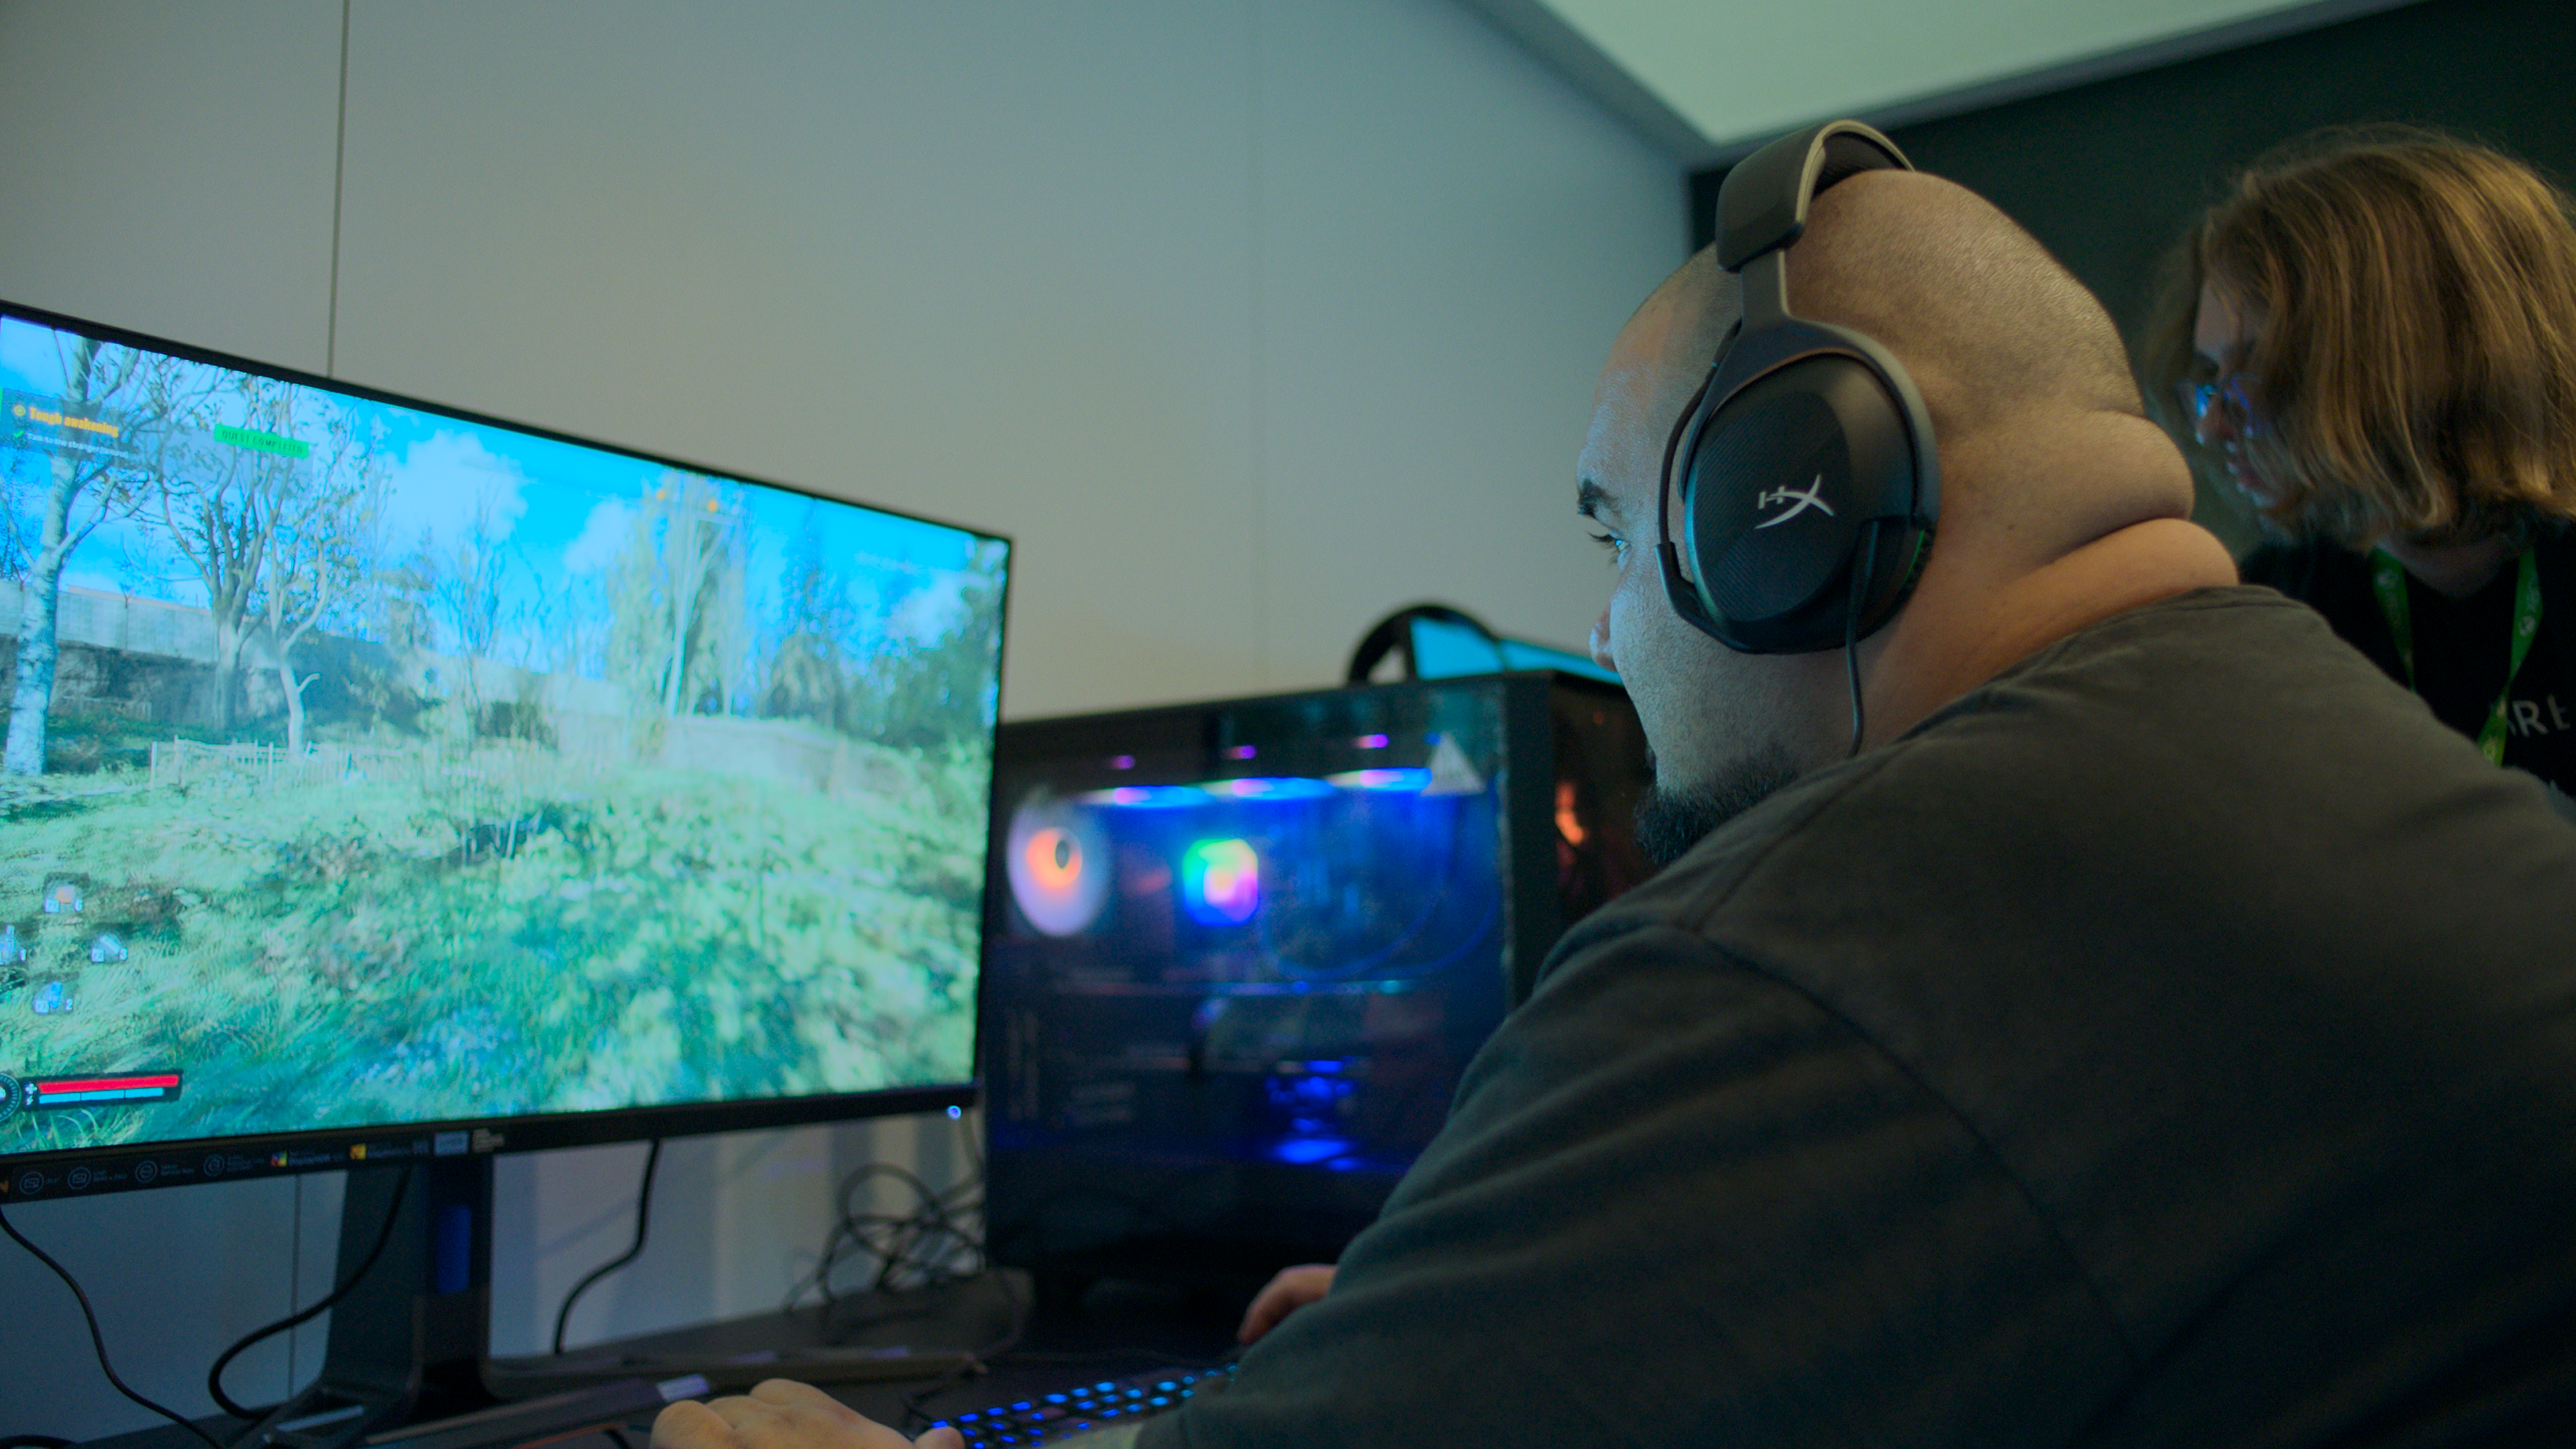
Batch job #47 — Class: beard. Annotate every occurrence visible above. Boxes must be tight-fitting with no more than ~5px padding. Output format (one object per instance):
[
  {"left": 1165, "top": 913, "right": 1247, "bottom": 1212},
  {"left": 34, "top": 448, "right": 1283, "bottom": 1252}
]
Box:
[{"left": 1633, "top": 744, "right": 1803, "bottom": 866}]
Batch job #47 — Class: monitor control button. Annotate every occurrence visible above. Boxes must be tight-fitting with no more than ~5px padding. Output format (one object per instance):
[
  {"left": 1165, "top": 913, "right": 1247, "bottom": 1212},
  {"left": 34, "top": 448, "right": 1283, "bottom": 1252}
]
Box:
[
  {"left": 133, "top": 1159, "right": 159, "bottom": 1185},
  {"left": 203, "top": 1154, "right": 226, "bottom": 1177},
  {"left": 66, "top": 1166, "right": 91, "bottom": 1190},
  {"left": 13, "top": 1170, "right": 40, "bottom": 1198}
]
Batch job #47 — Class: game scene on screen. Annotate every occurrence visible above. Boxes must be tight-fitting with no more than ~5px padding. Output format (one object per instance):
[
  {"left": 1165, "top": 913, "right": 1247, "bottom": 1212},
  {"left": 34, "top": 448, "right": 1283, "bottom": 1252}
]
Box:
[{"left": 0, "top": 315, "right": 1006, "bottom": 1155}]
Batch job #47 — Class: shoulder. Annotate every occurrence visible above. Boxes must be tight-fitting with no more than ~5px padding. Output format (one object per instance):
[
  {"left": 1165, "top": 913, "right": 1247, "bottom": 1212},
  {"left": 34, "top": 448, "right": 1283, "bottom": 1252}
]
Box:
[
  {"left": 2237, "top": 537, "right": 2318, "bottom": 592},
  {"left": 1531, "top": 589, "right": 2367, "bottom": 983},
  {"left": 1587, "top": 586, "right": 2574, "bottom": 988},
  {"left": 2237, "top": 536, "right": 2371, "bottom": 602}
]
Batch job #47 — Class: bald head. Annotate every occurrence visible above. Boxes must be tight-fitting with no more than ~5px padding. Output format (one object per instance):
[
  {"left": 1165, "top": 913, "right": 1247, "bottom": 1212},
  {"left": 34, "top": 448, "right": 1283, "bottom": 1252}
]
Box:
[
  {"left": 1638, "top": 171, "right": 2192, "bottom": 559},
  {"left": 1794, "top": 171, "right": 2144, "bottom": 429},
  {"left": 1581, "top": 165, "right": 2233, "bottom": 784}
]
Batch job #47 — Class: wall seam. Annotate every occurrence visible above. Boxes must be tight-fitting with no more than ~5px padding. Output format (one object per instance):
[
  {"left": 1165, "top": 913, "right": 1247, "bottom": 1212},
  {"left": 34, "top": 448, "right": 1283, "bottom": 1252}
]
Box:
[
  {"left": 1247, "top": 0, "right": 1271, "bottom": 686},
  {"left": 325, "top": 0, "right": 352, "bottom": 378}
]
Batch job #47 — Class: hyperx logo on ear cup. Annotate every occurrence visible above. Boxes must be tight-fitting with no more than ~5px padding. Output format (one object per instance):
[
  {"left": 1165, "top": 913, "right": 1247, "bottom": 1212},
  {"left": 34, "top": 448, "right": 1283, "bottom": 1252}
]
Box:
[
  {"left": 1682, "top": 355, "right": 1916, "bottom": 651},
  {"left": 1753, "top": 478, "right": 1834, "bottom": 527}
]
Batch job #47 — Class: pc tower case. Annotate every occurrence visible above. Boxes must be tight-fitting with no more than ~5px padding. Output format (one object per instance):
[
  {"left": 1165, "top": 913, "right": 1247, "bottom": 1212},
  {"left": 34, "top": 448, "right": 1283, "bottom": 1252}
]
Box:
[{"left": 979, "top": 672, "right": 1650, "bottom": 1289}]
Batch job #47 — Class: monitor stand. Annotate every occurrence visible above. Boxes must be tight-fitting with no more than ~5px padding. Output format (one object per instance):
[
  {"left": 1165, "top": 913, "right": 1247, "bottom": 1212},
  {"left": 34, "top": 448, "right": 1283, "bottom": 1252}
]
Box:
[
  {"left": 231, "top": 1155, "right": 500, "bottom": 1448},
  {"left": 80, "top": 1157, "right": 497, "bottom": 1449}
]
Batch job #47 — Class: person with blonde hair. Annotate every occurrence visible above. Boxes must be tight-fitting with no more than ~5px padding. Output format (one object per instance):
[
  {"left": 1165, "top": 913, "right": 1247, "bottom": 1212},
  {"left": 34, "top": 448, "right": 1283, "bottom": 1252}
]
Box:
[{"left": 2143, "top": 128, "right": 2576, "bottom": 792}]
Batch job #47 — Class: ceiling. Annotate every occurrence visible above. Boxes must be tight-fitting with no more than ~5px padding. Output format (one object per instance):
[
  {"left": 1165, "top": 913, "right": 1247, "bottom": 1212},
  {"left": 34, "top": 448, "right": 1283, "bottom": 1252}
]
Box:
[{"left": 1460, "top": 0, "right": 2426, "bottom": 162}]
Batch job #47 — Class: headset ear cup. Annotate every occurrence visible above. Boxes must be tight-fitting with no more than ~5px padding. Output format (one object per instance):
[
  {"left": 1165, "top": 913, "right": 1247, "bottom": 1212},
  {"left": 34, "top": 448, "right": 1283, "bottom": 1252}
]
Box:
[
  {"left": 1682, "top": 353, "right": 1920, "bottom": 652},
  {"left": 1856, "top": 519, "right": 1931, "bottom": 636}
]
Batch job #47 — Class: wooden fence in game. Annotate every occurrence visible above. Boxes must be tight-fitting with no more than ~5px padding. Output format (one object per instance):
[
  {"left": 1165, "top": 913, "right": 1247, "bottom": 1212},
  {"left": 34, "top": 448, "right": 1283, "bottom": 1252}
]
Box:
[
  {"left": 147, "top": 735, "right": 627, "bottom": 794},
  {"left": 151, "top": 739, "right": 396, "bottom": 791},
  {"left": 146, "top": 715, "right": 889, "bottom": 798}
]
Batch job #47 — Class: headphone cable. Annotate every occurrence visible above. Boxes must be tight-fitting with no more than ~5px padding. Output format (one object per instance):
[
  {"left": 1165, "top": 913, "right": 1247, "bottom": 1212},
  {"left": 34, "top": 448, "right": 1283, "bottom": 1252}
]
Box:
[{"left": 1844, "top": 521, "right": 1880, "bottom": 759}]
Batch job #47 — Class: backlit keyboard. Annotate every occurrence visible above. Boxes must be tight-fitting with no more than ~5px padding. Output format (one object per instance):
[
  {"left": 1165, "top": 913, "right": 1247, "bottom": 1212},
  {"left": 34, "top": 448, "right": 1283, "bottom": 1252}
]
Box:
[{"left": 928, "top": 1363, "right": 1235, "bottom": 1448}]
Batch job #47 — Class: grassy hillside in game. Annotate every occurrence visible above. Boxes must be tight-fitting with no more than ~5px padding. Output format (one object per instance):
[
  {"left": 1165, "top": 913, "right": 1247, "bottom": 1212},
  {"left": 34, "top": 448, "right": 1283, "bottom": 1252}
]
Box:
[{"left": 0, "top": 741, "right": 985, "bottom": 1155}]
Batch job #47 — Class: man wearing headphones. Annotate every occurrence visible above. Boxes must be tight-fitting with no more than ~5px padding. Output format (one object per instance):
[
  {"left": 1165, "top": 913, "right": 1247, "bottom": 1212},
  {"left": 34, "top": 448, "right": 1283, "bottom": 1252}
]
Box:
[{"left": 661, "top": 127, "right": 2576, "bottom": 1448}]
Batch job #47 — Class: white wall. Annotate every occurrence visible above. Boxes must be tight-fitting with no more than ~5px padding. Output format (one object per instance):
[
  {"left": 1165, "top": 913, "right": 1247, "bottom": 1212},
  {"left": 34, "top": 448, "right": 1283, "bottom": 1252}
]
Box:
[{"left": 0, "top": 0, "right": 1679, "bottom": 1436}]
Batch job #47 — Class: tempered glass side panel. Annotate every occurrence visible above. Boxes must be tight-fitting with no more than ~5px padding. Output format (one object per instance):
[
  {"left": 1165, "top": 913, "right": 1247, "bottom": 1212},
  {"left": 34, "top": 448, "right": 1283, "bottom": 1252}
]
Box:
[
  {"left": 981, "top": 680, "right": 1517, "bottom": 1273},
  {"left": 0, "top": 301, "right": 1004, "bottom": 1189}
]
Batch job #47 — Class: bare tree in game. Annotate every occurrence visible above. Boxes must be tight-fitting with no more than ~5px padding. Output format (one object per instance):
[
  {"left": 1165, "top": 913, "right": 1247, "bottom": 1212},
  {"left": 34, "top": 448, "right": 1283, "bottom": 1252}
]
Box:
[
  {"left": 3, "top": 338, "right": 202, "bottom": 777},
  {"left": 608, "top": 471, "right": 745, "bottom": 723},
  {"left": 257, "top": 398, "right": 390, "bottom": 755},
  {"left": 425, "top": 494, "right": 512, "bottom": 740},
  {"left": 761, "top": 515, "right": 861, "bottom": 730},
  {"left": 155, "top": 374, "right": 301, "bottom": 734}
]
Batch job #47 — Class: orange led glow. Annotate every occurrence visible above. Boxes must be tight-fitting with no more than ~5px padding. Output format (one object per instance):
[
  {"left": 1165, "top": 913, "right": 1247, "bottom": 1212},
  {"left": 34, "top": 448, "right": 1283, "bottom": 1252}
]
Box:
[
  {"left": 1023, "top": 826, "right": 1083, "bottom": 893},
  {"left": 1554, "top": 779, "right": 1587, "bottom": 847}
]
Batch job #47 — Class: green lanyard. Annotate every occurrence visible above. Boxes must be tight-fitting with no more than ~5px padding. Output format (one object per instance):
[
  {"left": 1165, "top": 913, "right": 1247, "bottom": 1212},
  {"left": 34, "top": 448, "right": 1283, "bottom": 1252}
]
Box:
[{"left": 2370, "top": 547, "right": 2542, "bottom": 766}]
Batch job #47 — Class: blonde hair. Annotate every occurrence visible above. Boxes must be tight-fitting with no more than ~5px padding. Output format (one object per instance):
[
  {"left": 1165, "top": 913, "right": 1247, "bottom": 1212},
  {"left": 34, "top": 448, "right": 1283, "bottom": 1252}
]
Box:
[{"left": 2141, "top": 128, "right": 2576, "bottom": 548}]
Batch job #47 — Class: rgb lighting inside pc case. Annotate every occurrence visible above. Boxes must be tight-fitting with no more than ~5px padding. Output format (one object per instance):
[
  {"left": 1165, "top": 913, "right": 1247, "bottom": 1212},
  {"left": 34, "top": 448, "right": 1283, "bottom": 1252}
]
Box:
[{"left": 981, "top": 673, "right": 1650, "bottom": 1285}]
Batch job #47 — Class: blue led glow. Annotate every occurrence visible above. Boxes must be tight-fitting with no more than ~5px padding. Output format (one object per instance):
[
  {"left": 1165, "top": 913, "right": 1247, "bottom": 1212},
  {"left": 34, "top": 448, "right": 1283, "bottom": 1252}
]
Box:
[
  {"left": 1270, "top": 1135, "right": 1358, "bottom": 1165},
  {"left": 1078, "top": 784, "right": 1212, "bottom": 809}
]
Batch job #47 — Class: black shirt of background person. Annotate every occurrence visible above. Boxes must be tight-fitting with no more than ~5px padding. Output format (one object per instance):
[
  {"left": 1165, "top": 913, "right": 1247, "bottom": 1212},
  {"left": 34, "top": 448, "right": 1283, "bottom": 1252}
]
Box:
[{"left": 2243, "top": 524, "right": 2576, "bottom": 796}]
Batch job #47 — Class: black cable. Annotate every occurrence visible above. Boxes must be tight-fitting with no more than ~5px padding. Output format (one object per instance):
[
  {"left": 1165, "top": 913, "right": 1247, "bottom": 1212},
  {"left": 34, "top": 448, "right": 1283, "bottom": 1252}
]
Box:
[
  {"left": 207, "top": 1170, "right": 413, "bottom": 1420},
  {"left": 0, "top": 1201, "right": 227, "bottom": 1449},
  {"left": 553, "top": 1139, "right": 662, "bottom": 1356},
  {"left": 1845, "top": 610, "right": 1866, "bottom": 759},
  {"left": 3, "top": 1436, "right": 75, "bottom": 1448},
  {"left": 788, "top": 1159, "right": 987, "bottom": 1311},
  {"left": 1845, "top": 521, "right": 1880, "bottom": 759}
]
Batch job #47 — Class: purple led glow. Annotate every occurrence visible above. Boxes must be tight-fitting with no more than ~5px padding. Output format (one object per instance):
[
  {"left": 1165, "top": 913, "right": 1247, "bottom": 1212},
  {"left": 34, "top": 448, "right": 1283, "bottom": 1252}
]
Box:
[
  {"left": 1326, "top": 767, "right": 1434, "bottom": 793},
  {"left": 1356, "top": 734, "right": 1389, "bottom": 749},
  {"left": 1108, "top": 755, "right": 1136, "bottom": 770},
  {"left": 1199, "top": 776, "right": 1338, "bottom": 801},
  {"left": 1226, "top": 745, "right": 1258, "bottom": 760},
  {"left": 1080, "top": 784, "right": 1211, "bottom": 808}
]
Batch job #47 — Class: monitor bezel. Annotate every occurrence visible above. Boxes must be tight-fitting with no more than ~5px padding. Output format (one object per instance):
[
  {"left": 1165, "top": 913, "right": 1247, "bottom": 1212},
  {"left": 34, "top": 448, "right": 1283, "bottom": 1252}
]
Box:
[{"left": 0, "top": 295, "right": 1006, "bottom": 1202}]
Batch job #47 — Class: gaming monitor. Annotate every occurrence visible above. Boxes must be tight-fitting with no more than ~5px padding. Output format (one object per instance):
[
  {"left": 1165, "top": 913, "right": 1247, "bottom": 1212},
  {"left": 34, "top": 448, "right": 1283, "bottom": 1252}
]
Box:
[{"left": 0, "top": 297, "right": 1009, "bottom": 1201}]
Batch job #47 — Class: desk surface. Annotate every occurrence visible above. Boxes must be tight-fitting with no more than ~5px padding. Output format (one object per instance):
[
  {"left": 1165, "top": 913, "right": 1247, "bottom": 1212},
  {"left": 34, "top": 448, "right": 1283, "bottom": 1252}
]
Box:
[
  {"left": 82, "top": 1274, "right": 1249, "bottom": 1449},
  {"left": 541, "top": 1273, "right": 1247, "bottom": 1430}
]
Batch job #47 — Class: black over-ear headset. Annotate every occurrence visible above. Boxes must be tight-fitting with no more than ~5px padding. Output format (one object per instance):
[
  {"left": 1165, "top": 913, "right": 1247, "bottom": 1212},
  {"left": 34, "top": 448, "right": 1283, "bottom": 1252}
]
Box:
[{"left": 1660, "top": 119, "right": 1939, "bottom": 657}]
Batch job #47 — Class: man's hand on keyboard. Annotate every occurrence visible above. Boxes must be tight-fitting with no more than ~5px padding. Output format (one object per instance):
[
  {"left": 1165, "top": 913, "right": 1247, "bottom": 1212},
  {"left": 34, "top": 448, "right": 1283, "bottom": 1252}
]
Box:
[
  {"left": 653, "top": 1378, "right": 961, "bottom": 1449},
  {"left": 1236, "top": 1263, "right": 1335, "bottom": 1344}
]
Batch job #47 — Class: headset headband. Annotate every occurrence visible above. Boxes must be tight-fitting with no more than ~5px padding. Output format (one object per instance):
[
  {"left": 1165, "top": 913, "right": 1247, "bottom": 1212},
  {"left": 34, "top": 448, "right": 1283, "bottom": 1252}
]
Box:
[{"left": 1718, "top": 121, "right": 1911, "bottom": 273}]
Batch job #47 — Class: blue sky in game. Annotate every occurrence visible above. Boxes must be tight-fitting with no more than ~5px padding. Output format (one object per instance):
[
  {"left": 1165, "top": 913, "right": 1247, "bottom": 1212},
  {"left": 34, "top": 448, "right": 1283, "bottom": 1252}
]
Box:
[{"left": 0, "top": 314, "right": 1003, "bottom": 676}]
